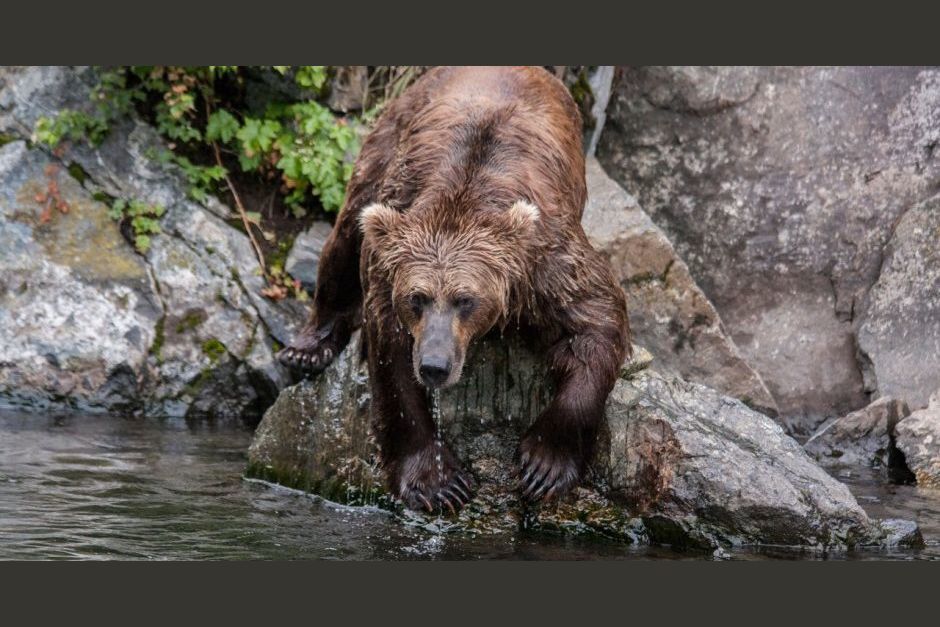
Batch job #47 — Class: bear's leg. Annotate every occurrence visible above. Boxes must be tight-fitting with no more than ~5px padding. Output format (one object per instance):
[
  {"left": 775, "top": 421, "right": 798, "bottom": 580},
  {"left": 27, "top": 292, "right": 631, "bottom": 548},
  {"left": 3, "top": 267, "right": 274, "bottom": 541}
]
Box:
[
  {"left": 367, "top": 323, "right": 475, "bottom": 514},
  {"left": 276, "top": 209, "right": 363, "bottom": 375},
  {"left": 277, "top": 115, "right": 403, "bottom": 375},
  {"left": 518, "top": 318, "right": 629, "bottom": 503}
]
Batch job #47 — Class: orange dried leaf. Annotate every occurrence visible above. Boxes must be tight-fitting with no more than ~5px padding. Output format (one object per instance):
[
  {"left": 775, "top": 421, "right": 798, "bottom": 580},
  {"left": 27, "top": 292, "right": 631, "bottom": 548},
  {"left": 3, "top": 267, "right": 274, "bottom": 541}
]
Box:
[
  {"left": 39, "top": 202, "right": 53, "bottom": 224},
  {"left": 260, "top": 284, "right": 288, "bottom": 301}
]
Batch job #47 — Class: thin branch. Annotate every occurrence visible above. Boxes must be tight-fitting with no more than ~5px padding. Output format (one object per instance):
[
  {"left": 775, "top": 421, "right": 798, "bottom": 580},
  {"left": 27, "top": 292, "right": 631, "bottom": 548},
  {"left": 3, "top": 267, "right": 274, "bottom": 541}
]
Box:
[
  {"left": 205, "top": 99, "right": 267, "bottom": 277},
  {"left": 215, "top": 142, "right": 267, "bottom": 276}
]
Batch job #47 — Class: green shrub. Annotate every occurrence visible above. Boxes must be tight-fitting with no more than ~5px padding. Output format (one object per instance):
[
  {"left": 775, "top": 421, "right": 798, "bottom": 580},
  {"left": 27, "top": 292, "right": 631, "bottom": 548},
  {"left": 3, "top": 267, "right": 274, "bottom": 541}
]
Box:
[{"left": 33, "top": 66, "right": 359, "bottom": 215}]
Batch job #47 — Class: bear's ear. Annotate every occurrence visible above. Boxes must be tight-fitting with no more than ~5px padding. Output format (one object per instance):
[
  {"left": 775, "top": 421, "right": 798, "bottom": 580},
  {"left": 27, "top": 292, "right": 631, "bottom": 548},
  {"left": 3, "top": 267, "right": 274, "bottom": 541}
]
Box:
[
  {"left": 504, "top": 200, "right": 540, "bottom": 235},
  {"left": 359, "top": 202, "right": 403, "bottom": 244}
]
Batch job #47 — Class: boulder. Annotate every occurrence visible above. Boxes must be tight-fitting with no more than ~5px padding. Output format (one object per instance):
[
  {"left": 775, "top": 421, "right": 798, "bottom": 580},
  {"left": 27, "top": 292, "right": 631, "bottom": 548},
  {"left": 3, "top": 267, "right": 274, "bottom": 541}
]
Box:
[
  {"left": 583, "top": 157, "right": 777, "bottom": 416},
  {"left": 896, "top": 391, "right": 940, "bottom": 487},
  {"left": 247, "top": 331, "right": 916, "bottom": 551},
  {"left": 0, "top": 66, "right": 298, "bottom": 417},
  {"left": 804, "top": 396, "right": 910, "bottom": 468},
  {"left": 284, "top": 220, "right": 332, "bottom": 293},
  {"left": 597, "top": 66, "right": 940, "bottom": 430},
  {"left": 0, "top": 141, "right": 160, "bottom": 413},
  {"left": 857, "top": 194, "right": 940, "bottom": 410}
]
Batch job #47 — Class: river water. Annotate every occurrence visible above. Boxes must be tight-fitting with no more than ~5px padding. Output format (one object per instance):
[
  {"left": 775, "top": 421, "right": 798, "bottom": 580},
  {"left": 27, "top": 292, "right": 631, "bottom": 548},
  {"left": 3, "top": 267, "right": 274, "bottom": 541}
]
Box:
[{"left": 1, "top": 411, "right": 938, "bottom": 560}]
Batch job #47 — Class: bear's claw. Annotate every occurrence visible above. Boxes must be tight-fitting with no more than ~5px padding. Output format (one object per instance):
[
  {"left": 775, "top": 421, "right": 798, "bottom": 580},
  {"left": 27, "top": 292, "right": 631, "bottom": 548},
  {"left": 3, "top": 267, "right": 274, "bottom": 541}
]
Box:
[
  {"left": 393, "top": 444, "right": 476, "bottom": 516},
  {"left": 401, "top": 470, "right": 475, "bottom": 515},
  {"left": 276, "top": 320, "right": 341, "bottom": 376},
  {"left": 277, "top": 345, "right": 332, "bottom": 376},
  {"left": 517, "top": 434, "right": 581, "bottom": 504},
  {"left": 415, "top": 493, "right": 434, "bottom": 512}
]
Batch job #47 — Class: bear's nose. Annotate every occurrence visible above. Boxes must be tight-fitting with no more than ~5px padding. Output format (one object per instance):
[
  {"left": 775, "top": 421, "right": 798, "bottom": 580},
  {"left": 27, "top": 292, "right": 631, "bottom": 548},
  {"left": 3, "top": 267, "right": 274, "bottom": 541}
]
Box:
[{"left": 419, "top": 356, "right": 452, "bottom": 387}]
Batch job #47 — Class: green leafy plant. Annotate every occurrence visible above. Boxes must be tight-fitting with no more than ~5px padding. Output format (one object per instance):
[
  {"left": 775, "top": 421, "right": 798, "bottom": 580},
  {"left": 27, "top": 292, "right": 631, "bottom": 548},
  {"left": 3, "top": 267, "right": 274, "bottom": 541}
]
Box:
[
  {"left": 272, "top": 102, "right": 356, "bottom": 215},
  {"left": 293, "top": 66, "right": 329, "bottom": 91},
  {"left": 33, "top": 68, "right": 141, "bottom": 148},
  {"left": 33, "top": 110, "right": 110, "bottom": 147},
  {"left": 28, "top": 66, "right": 427, "bottom": 300},
  {"left": 33, "top": 66, "right": 358, "bottom": 215},
  {"left": 107, "top": 198, "right": 165, "bottom": 253}
]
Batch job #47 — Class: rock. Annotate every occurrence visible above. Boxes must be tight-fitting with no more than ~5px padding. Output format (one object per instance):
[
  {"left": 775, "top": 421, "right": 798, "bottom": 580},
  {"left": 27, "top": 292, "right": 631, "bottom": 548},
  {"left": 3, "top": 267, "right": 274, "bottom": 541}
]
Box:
[
  {"left": 0, "top": 141, "right": 160, "bottom": 413},
  {"left": 585, "top": 66, "right": 615, "bottom": 157},
  {"left": 327, "top": 66, "right": 369, "bottom": 113},
  {"left": 247, "top": 330, "right": 914, "bottom": 551},
  {"left": 878, "top": 518, "right": 925, "bottom": 548},
  {"left": 241, "top": 67, "right": 307, "bottom": 118},
  {"left": 857, "top": 194, "right": 940, "bottom": 410},
  {"left": 895, "top": 391, "right": 940, "bottom": 487},
  {"left": 0, "top": 66, "right": 297, "bottom": 417},
  {"left": 583, "top": 157, "right": 777, "bottom": 416},
  {"left": 598, "top": 66, "right": 940, "bottom": 430},
  {"left": 284, "top": 221, "right": 332, "bottom": 293},
  {"left": 606, "top": 370, "right": 887, "bottom": 549},
  {"left": 805, "top": 396, "right": 910, "bottom": 468}
]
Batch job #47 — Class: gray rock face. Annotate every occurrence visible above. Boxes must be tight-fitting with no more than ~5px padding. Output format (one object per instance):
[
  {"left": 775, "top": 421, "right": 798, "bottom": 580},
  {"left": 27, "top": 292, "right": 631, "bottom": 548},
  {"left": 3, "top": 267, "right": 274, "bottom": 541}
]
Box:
[
  {"left": 327, "top": 66, "right": 369, "bottom": 113},
  {"left": 597, "top": 66, "right": 940, "bottom": 429},
  {"left": 0, "top": 141, "right": 161, "bottom": 412},
  {"left": 857, "top": 194, "right": 940, "bottom": 410},
  {"left": 284, "top": 221, "right": 332, "bottom": 293},
  {"left": 0, "top": 66, "right": 296, "bottom": 417},
  {"left": 247, "top": 331, "right": 913, "bottom": 551},
  {"left": 805, "top": 396, "right": 910, "bottom": 468},
  {"left": 583, "top": 158, "right": 777, "bottom": 416},
  {"left": 896, "top": 391, "right": 940, "bottom": 487}
]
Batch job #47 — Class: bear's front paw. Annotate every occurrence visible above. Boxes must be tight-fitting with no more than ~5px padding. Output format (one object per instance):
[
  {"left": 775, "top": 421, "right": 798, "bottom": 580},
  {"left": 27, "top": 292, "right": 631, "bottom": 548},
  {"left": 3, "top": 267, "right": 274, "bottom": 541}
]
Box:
[
  {"left": 390, "top": 443, "right": 475, "bottom": 515},
  {"left": 276, "top": 320, "right": 341, "bottom": 376},
  {"left": 517, "top": 429, "right": 583, "bottom": 503}
]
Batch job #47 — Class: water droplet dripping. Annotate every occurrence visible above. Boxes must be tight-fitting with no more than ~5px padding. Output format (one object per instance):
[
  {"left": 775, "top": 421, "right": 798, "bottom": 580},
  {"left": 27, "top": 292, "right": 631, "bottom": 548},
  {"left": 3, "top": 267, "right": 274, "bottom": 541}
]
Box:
[{"left": 431, "top": 389, "right": 444, "bottom": 488}]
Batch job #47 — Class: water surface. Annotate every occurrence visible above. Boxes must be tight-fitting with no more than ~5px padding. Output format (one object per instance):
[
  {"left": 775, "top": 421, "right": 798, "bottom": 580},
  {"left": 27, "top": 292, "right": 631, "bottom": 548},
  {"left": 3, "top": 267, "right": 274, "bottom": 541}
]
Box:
[{"left": 1, "top": 412, "right": 937, "bottom": 560}]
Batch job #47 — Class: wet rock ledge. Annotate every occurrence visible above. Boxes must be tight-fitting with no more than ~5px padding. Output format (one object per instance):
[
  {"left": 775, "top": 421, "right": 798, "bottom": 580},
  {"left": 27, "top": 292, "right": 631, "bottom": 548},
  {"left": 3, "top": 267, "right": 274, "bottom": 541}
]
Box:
[{"left": 247, "top": 332, "right": 921, "bottom": 552}]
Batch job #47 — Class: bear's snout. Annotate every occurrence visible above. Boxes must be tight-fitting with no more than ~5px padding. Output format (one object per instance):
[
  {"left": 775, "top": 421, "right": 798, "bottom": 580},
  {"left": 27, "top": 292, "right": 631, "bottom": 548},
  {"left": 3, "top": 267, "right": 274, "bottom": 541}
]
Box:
[
  {"left": 414, "top": 309, "right": 462, "bottom": 388},
  {"left": 418, "top": 355, "right": 452, "bottom": 387}
]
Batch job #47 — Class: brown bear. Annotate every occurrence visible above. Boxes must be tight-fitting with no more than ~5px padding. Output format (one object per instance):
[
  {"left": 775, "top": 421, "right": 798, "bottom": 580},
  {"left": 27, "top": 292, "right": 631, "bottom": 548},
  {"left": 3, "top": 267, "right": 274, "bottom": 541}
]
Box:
[{"left": 278, "top": 66, "right": 631, "bottom": 514}]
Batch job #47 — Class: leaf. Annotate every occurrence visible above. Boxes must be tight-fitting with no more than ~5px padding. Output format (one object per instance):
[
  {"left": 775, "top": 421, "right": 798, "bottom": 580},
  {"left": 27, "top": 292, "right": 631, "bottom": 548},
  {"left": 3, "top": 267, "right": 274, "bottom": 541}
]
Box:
[
  {"left": 294, "top": 66, "right": 328, "bottom": 91},
  {"left": 39, "top": 201, "right": 53, "bottom": 224},
  {"left": 108, "top": 199, "right": 127, "bottom": 221},
  {"left": 237, "top": 118, "right": 281, "bottom": 157},
  {"left": 206, "top": 110, "right": 239, "bottom": 144},
  {"left": 260, "top": 284, "right": 288, "bottom": 301},
  {"left": 135, "top": 234, "right": 151, "bottom": 253},
  {"left": 238, "top": 152, "right": 262, "bottom": 172}
]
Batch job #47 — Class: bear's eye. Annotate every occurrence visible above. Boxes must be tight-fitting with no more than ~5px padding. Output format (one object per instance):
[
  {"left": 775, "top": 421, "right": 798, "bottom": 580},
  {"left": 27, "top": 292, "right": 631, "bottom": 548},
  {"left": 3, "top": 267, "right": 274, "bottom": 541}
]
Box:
[
  {"left": 453, "top": 295, "right": 477, "bottom": 317},
  {"left": 409, "top": 292, "right": 430, "bottom": 316}
]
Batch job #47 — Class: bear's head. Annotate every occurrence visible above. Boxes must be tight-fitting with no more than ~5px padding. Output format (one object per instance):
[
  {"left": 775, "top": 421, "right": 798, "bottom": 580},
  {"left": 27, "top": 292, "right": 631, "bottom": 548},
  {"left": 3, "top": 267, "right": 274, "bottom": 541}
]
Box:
[{"left": 360, "top": 200, "right": 539, "bottom": 389}]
